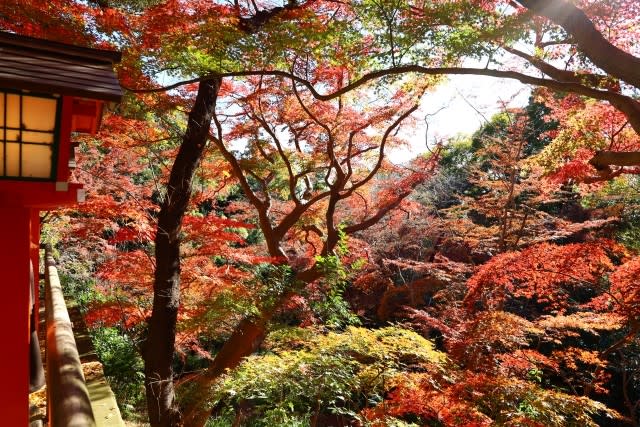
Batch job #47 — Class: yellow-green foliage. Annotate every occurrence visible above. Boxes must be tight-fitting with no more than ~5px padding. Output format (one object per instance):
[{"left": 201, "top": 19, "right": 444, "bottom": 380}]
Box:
[
  {"left": 532, "top": 100, "right": 608, "bottom": 173},
  {"left": 203, "top": 326, "right": 623, "bottom": 426},
  {"left": 265, "top": 325, "right": 447, "bottom": 367},
  {"left": 364, "top": 370, "right": 623, "bottom": 427},
  {"left": 208, "top": 326, "right": 446, "bottom": 425},
  {"left": 473, "top": 374, "right": 622, "bottom": 426}
]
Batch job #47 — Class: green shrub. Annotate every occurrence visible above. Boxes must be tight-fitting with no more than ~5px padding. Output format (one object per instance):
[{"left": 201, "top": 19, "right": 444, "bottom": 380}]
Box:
[
  {"left": 91, "top": 327, "right": 145, "bottom": 420},
  {"left": 200, "top": 326, "right": 447, "bottom": 425}
]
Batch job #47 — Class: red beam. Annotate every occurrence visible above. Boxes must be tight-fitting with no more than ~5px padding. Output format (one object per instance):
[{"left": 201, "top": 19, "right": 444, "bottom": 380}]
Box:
[{"left": 0, "top": 181, "right": 83, "bottom": 209}]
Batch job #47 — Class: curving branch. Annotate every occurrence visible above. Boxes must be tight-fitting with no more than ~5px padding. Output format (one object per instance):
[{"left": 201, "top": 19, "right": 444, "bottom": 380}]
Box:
[
  {"left": 340, "top": 104, "right": 420, "bottom": 201},
  {"left": 502, "top": 45, "right": 616, "bottom": 89},
  {"left": 589, "top": 151, "right": 640, "bottom": 170},
  {"left": 124, "top": 66, "right": 640, "bottom": 135},
  {"left": 290, "top": 77, "right": 344, "bottom": 184},
  {"left": 237, "top": 0, "right": 302, "bottom": 33},
  {"left": 249, "top": 108, "right": 302, "bottom": 206},
  {"left": 344, "top": 153, "right": 440, "bottom": 236},
  {"left": 208, "top": 132, "right": 289, "bottom": 259}
]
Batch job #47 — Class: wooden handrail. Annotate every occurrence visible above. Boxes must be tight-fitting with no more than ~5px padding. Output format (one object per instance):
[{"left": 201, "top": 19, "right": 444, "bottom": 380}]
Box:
[{"left": 44, "top": 244, "right": 96, "bottom": 427}]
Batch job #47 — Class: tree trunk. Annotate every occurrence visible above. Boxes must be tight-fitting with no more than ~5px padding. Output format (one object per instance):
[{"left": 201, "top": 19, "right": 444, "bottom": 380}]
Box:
[
  {"left": 180, "top": 317, "right": 270, "bottom": 426},
  {"left": 517, "top": 0, "right": 640, "bottom": 90},
  {"left": 144, "top": 78, "right": 221, "bottom": 427},
  {"left": 180, "top": 268, "right": 322, "bottom": 426}
]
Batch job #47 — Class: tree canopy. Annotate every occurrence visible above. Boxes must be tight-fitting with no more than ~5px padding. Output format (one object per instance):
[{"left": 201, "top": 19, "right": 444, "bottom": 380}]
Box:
[{"left": 7, "top": 0, "right": 640, "bottom": 426}]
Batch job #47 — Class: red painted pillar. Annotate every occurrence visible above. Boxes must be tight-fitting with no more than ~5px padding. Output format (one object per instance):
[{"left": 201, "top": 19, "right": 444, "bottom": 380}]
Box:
[
  {"left": 0, "top": 207, "right": 31, "bottom": 425},
  {"left": 29, "top": 209, "right": 45, "bottom": 393},
  {"left": 30, "top": 210, "right": 40, "bottom": 331}
]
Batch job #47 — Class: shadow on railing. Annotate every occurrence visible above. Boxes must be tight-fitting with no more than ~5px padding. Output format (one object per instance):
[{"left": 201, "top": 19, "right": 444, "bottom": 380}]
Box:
[{"left": 44, "top": 244, "right": 97, "bottom": 427}]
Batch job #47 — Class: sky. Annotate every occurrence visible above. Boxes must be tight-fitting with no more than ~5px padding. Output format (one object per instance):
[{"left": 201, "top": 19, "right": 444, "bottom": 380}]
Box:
[{"left": 389, "top": 73, "right": 532, "bottom": 163}]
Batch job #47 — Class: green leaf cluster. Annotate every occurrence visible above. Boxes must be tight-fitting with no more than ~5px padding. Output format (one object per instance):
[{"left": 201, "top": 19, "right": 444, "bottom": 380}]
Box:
[
  {"left": 91, "top": 327, "right": 145, "bottom": 419},
  {"left": 582, "top": 175, "right": 640, "bottom": 252},
  {"left": 313, "top": 227, "right": 363, "bottom": 328}
]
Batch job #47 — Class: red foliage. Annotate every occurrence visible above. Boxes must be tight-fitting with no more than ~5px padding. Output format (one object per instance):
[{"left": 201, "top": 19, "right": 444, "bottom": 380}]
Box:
[
  {"left": 497, "top": 349, "right": 559, "bottom": 378},
  {"left": 465, "top": 240, "right": 623, "bottom": 313},
  {"left": 603, "top": 256, "right": 640, "bottom": 320},
  {"left": 86, "top": 301, "right": 148, "bottom": 329},
  {"left": 360, "top": 372, "right": 493, "bottom": 427},
  {"left": 548, "top": 148, "right": 600, "bottom": 183}
]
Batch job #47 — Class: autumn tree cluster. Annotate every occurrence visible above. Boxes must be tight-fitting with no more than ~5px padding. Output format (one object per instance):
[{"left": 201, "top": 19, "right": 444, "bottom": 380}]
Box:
[{"left": 4, "top": 0, "right": 640, "bottom": 425}]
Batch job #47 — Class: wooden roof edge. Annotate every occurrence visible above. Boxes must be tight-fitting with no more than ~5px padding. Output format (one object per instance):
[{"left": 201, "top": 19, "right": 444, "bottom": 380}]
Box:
[
  {"left": 0, "top": 77, "right": 123, "bottom": 103},
  {"left": 0, "top": 32, "right": 122, "bottom": 65}
]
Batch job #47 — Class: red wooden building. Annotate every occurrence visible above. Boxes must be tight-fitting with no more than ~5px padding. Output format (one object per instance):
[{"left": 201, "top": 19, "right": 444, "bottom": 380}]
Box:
[{"left": 0, "top": 32, "right": 121, "bottom": 424}]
